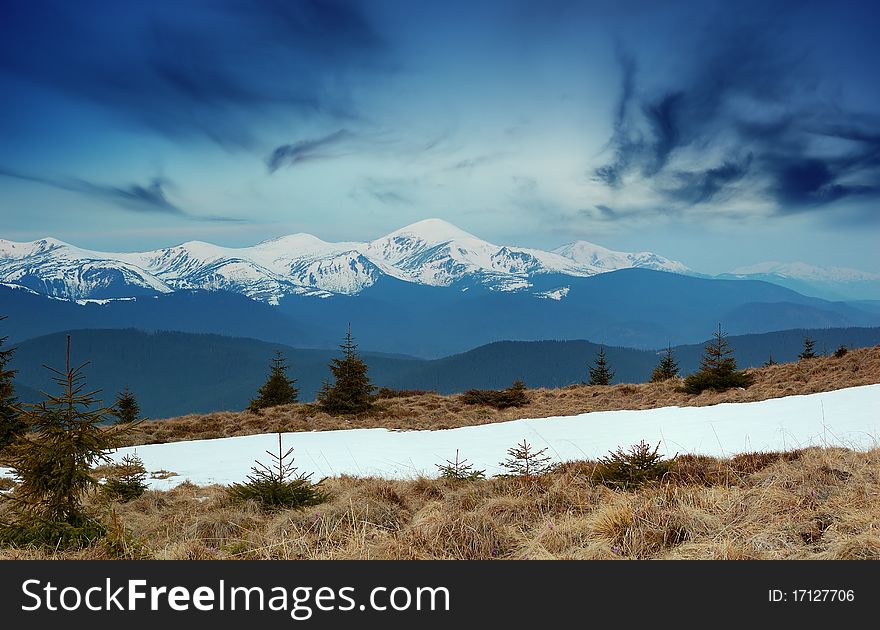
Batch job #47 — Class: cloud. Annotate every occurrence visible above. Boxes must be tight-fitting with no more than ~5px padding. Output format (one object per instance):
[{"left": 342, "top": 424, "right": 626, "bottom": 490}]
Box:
[
  {"left": 266, "top": 129, "right": 354, "bottom": 173},
  {"left": 0, "top": 1, "right": 389, "bottom": 148},
  {"left": 666, "top": 155, "right": 753, "bottom": 205},
  {"left": 591, "top": 19, "right": 880, "bottom": 220},
  {"left": 0, "top": 167, "right": 239, "bottom": 221}
]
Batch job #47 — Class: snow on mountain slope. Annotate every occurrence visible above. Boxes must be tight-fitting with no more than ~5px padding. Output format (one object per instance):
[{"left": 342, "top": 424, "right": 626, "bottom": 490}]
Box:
[
  {"left": 0, "top": 219, "right": 689, "bottom": 301},
  {"left": 553, "top": 240, "right": 689, "bottom": 273},
  {"left": 96, "top": 384, "right": 880, "bottom": 489},
  {"left": 732, "top": 261, "right": 880, "bottom": 283},
  {"left": 0, "top": 238, "right": 172, "bottom": 300},
  {"left": 362, "top": 218, "right": 598, "bottom": 287}
]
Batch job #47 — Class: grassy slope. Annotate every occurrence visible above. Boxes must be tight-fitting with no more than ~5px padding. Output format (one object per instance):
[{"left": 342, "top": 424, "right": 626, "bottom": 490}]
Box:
[
  {"left": 2, "top": 346, "right": 879, "bottom": 560},
  {"left": 124, "top": 345, "right": 880, "bottom": 447},
  {"left": 2, "top": 446, "right": 878, "bottom": 559}
]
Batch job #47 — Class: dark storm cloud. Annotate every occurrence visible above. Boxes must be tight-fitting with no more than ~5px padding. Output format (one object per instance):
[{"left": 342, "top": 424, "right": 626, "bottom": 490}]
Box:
[
  {"left": 266, "top": 129, "right": 355, "bottom": 173},
  {"left": 666, "top": 155, "right": 753, "bottom": 205},
  {"left": 592, "top": 21, "right": 880, "bottom": 217},
  {"left": 0, "top": 167, "right": 238, "bottom": 221},
  {"left": 0, "top": 1, "right": 387, "bottom": 148}
]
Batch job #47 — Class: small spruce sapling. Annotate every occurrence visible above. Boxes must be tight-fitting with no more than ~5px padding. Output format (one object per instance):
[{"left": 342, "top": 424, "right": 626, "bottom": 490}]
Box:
[
  {"left": 682, "top": 324, "right": 753, "bottom": 394},
  {"left": 227, "top": 432, "right": 328, "bottom": 511},
  {"left": 587, "top": 346, "right": 614, "bottom": 386},
  {"left": 650, "top": 345, "right": 680, "bottom": 382},
  {"left": 102, "top": 454, "right": 149, "bottom": 502},
  {"left": 316, "top": 325, "right": 375, "bottom": 415},
  {"left": 436, "top": 449, "right": 485, "bottom": 481},
  {"left": 249, "top": 351, "right": 299, "bottom": 413},
  {"left": 592, "top": 440, "right": 673, "bottom": 489},
  {"left": 112, "top": 387, "right": 141, "bottom": 424},
  {"left": 499, "top": 440, "right": 552, "bottom": 477},
  {"left": 798, "top": 337, "right": 817, "bottom": 360}
]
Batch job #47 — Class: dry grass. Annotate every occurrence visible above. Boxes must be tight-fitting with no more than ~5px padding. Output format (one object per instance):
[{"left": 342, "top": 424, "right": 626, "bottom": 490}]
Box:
[
  {"left": 120, "top": 345, "right": 880, "bottom": 447},
  {"left": 2, "top": 446, "right": 878, "bottom": 560}
]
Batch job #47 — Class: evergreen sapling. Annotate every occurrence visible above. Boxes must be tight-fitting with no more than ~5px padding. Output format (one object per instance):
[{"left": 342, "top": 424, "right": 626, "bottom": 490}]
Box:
[
  {"left": 650, "top": 345, "right": 680, "bottom": 382},
  {"left": 317, "top": 325, "right": 375, "bottom": 415},
  {"left": 0, "top": 316, "right": 26, "bottom": 452},
  {"left": 499, "top": 440, "right": 552, "bottom": 477},
  {"left": 249, "top": 351, "right": 299, "bottom": 413},
  {"left": 587, "top": 346, "right": 614, "bottom": 386}
]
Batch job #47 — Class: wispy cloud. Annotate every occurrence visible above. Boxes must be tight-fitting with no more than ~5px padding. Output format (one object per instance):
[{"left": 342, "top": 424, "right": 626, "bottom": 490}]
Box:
[
  {"left": 266, "top": 129, "right": 355, "bottom": 173},
  {"left": 0, "top": 167, "right": 239, "bottom": 221}
]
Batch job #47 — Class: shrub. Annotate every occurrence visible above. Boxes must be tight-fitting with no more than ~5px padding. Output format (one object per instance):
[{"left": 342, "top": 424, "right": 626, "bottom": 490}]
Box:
[
  {"left": 499, "top": 440, "right": 552, "bottom": 477},
  {"left": 681, "top": 369, "right": 753, "bottom": 394},
  {"left": 436, "top": 450, "right": 485, "bottom": 481},
  {"left": 101, "top": 454, "right": 149, "bottom": 502},
  {"left": 460, "top": 380, "right": 529, "bottom": 409},
  {"left": 592, "top": 440, "right": 674, "bottom": 489},
  {"left": 376, "top": 387, "right": 437, "bottom": 399},
  {"left": 227, "top": 433, "right": 329, "bottom": 511},
  {"left": 834, "top": 344, "right": 848, "bottom": 358}
]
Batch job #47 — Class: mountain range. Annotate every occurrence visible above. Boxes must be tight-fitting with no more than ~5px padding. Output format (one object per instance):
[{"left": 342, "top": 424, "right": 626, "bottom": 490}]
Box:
[
  {"left": 0, "top": 218, "right": 688, "bottom": 303},
  {"left": 2, "top": 219, "right": 879, "bottom": 357}
]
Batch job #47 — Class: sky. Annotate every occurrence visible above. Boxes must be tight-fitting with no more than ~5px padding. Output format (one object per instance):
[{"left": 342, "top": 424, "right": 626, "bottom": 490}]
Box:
[{"left": 1, "top": 0, "right": 879, "bottom": 274}]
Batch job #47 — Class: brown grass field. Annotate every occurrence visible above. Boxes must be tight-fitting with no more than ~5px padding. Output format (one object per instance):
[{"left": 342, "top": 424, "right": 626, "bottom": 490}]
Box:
[
  {"left": 1, "top": 446, "right": 878, "bottom": 559},
  {"left": 1, "top": 347, "right": 878, "bottom": 560},
  {"left": 122, "top": 345, "right": 880, "bottom": 447}
]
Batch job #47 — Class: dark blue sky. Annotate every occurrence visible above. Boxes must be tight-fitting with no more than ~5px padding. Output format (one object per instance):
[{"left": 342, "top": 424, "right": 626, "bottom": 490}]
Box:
[{"left": 1, "top": 0, "right": 878, "bottom": 272}]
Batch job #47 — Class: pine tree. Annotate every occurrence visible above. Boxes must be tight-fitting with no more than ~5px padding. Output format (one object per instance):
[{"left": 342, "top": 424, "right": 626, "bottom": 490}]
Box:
[
  {"left": 316, "top": 325, "right": 375, "bottom": 415},
  {"left": 0, "top": 336, "right": 131, "bottom": 547},
  {"left": 762, "top": 352, "right": 777, "bottom": 367},
  {"left": 0, "top": 316, "right": 26, "bottom": 451},
  {"left": 798, "top": 337, "right": 817, "bottom": 360},
  {"left": 650, "top": 345, "right": 680, "bottom": 382},
  {"left": 226, "top": 432, "right": 328, "bottom": 511},
  {"left": 587, "top": 346, "right": 614, "bottom": 385},
  {"left": 248, "top": 351, "right": 299, "bottom": 413},
  {"left": 436, "top": 449, "right": 485, "bottom": 481},
  {"left": 112, "top": 387, "right": 141, "bottom": 424},
  {"left": 682, "top": 324, "right": 753, "bottom": 394},
  {"left": 499, "top": 440, "right": 552, "bottom": 477}
]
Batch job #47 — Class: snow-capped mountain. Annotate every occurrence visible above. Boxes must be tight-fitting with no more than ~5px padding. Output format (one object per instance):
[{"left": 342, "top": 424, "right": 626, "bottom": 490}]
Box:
[
  {"left": 553, "top": 240, "right": 690, "bottom": 274},
  {"left": 0, "top": 219, "right": 689, "bottom": 303},
  {"left": 732, "top": 261, "right": 880, "bottom": 283},
  {"left": 726, "top": 261, "right": 880, "bottom": 301}
]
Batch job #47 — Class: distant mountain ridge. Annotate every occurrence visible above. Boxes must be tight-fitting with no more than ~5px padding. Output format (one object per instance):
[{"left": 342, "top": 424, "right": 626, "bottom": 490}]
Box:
[
  {"left": 9, "top": 327, "right": 880, "bottom": 419},
  {"left": 3, "top": 268, "right": 880, "bottom": 357},
  {"left": 0, "top": 219, "right": 688, "bottom": 303}
]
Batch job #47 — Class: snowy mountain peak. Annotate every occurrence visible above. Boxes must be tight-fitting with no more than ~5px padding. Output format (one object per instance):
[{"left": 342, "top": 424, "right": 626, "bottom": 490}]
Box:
[
  {"left": 385, "top": 218, "right": 480, "bottom": 245},
  {"left": 554, "top": 240, "right": 689, "bottom": 273}
]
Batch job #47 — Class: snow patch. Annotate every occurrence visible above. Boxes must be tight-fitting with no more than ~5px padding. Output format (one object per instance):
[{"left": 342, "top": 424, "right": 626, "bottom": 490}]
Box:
[
  {"left": 106, "top": 385, "right": 880, "bottom": 490},
  {"left": 535, "top": 286, "right": 570, "bottom": 300}
]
